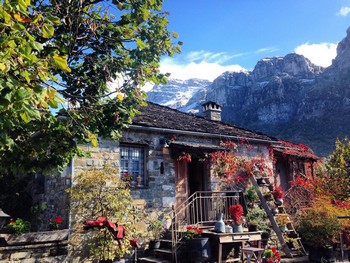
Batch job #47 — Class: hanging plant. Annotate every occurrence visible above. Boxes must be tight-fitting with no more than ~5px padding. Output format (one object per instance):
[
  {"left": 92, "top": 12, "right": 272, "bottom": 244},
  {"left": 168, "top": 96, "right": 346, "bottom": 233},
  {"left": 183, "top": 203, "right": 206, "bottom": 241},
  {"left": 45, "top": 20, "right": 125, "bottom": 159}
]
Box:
[{"left": 177, "top": 152, "right": 192, "bottom": 162}]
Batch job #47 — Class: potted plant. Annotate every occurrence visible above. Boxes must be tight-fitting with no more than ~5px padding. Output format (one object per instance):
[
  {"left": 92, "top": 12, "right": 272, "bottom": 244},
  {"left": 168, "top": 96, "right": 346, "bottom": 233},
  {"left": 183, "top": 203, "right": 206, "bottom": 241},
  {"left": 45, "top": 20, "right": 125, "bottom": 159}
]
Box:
[
  {"left": 184, "top": 225, "right": 211, "bottom": 262},
  {"left": 248, "top": 219, "right": 259, "bottom": 232},
  {"left": 263, "top": 192, "right": 274, "bottom": 201},
  {"left": 244, "top": 187, "right": 259, "bottom": 207},
  {"left": 275, "top": 214, "right": 289, "bottom": 232},
  {"left": 296, "top": 198, "right": 342, "bottom": 262},
  {"left": 229, "top": 204, "right": 244, "bottom": 233},
  {"left": 272, "top": 186, "right": 284, "bottom": 205},
  {"left": 7, "top": 218, "right": 31, "bottom": 235},
  {"left": 262, "top": 247, "right": 281, "bottom": 263},
  {"left": 246, "top": 207, "right": 268, "bottom": 232},
  {"left": 147, "top": 219, "right": 164, "bottom": 249},
  {"left": 256, "top": 177, "right": 267, "bottom": 185},
  {"left": 284, "top": 237, "right": 298, "bottom": 250},
  {"left": 269, "top": 203, "right": 279, "bottom": 215}
]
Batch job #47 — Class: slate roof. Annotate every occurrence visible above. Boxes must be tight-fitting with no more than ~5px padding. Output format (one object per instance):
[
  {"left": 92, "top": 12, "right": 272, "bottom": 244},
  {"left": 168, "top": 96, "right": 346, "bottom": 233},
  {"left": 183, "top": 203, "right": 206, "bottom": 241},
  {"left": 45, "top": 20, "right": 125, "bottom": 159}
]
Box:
[{"left": 132, "top": 102, "right": 277, "bottom": 143}]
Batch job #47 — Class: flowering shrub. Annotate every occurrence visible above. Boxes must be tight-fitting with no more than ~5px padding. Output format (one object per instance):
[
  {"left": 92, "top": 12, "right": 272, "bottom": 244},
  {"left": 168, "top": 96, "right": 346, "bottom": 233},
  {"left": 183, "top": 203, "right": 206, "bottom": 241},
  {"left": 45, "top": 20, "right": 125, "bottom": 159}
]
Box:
[
  {"left": 229, "top": 204, "right": 243, "bottom": 224},
  {"left": 184, "top": 225, "right": 203, "bottom": 239},
  {"left": 49, "top": 216, "right": 63, "bottom": 230},
  {"left": 263, "top": 247, "right": 280, "bottom": 263}
]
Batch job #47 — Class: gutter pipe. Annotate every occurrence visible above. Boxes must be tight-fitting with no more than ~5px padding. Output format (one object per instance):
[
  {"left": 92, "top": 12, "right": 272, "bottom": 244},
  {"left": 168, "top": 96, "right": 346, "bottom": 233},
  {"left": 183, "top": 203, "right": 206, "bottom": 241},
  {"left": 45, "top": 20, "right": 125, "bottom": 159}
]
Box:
[{"left": 129, "top": 125, "right": 281, "bottom": 145}]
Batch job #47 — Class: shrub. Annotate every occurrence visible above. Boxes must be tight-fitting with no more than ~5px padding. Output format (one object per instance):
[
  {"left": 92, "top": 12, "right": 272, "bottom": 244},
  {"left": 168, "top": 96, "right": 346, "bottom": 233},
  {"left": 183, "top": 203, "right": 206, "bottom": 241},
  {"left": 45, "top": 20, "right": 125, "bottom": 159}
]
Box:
[
  {"left": 69, "top": 167, "right": 144, "bottom": 261},
  {"left": 296, "top": 197, "right": 342, "bottom": 247}
]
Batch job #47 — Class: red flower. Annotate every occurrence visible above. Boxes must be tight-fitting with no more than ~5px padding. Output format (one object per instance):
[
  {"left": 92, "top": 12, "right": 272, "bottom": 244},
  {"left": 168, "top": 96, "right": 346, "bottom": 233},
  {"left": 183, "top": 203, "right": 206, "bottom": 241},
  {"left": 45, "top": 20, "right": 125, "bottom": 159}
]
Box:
[
  {"left": 54, "top": 216, "right": 63, "bottom": 224},
  {"left": 273, "top": 186, "right": 284, "bottom": 199},
  {"left": 129, "top": 237, "right": 140, "bottom": 248},
  {"left": 185, "top": 225, "right": 202, "bottom": 239},
  {"left": 229, "top": 204, "right": 243, "bottom": 224}
]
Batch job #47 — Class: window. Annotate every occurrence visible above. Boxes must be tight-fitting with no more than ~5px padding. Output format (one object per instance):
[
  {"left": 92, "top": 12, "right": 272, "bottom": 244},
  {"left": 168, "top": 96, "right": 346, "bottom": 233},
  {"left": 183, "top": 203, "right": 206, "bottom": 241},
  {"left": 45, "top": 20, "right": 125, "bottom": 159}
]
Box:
[{"left": 120, "top": 145, "right": 146, "bottom": 186}]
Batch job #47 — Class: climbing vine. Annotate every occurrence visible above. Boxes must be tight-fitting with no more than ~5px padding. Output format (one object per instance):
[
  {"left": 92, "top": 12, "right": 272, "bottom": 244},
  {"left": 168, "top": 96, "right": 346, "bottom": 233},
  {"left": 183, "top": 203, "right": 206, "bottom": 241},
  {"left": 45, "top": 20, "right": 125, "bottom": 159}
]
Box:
[{"left": 210, "top": 140, "right": 273, "bottom": 188}]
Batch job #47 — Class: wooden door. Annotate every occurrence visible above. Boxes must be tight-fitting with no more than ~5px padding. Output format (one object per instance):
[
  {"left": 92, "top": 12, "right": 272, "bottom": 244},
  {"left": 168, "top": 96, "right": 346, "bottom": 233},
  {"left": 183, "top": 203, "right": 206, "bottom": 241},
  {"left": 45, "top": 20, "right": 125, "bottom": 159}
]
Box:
[{"left": 175, "top": 160, "right": 189, "bottom": 224}]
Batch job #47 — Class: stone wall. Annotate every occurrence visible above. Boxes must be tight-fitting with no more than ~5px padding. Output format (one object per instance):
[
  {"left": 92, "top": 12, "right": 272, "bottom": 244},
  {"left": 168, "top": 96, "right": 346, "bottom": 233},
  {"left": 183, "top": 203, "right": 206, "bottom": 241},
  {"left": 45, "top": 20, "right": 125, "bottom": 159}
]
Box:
[
  {"left": 38, "top": 127, "right": 274, "bottom": 230},
  {"left": 32, "top": 168, "right": 71, "bottom": 231},
  {"left": 0, "top": 230, "right": 68, "bottom": 263},
  {"left": 73, "top": 132, "right": 177, "bottom": 214}
]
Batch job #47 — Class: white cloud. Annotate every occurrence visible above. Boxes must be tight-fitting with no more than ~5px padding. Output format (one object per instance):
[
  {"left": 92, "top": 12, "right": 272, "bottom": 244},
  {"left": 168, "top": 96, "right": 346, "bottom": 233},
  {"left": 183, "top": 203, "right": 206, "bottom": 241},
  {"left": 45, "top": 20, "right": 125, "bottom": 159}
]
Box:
[
  {"left": 337, "top": 6, "right": 350, "bottom": 16},
  {"left": 255, "top": 46, "right": 279, "bottom": 54},
  {"left": 294, "top": 42, "right": 337, "bottom": 67},
  {"left": 185, "top": 50, "right": 236, "bottom": 64},
  {"left": 140, "top": 52, "right": 246, "bottom": 91},
  {"left": 159, "top": 57, "right": 246, "bottom": 81}
]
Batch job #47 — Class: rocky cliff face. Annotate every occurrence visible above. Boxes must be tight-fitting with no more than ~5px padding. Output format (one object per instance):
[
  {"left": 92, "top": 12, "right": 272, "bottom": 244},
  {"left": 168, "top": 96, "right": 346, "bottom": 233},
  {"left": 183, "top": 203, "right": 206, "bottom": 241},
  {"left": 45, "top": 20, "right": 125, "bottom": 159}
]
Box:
[
  {"left": 331, "top": 27, "right": 350, "bottom": 72},
  {"left": 147, "top": 28, "right": 350, "bottom": 156},
  {"left": 203, "top": 28, "right": 350, "bottom": 156},
  {"left": 205, "top": 53, "right": 323, "bottom": 127}
]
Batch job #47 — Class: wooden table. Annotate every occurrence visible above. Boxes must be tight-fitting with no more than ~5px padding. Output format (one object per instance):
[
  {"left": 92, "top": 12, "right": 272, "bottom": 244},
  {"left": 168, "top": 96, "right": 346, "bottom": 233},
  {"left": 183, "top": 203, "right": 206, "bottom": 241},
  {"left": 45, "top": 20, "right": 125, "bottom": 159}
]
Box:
[
  {"left": 242, "top": 247, "right": 265, "bottom": 263},
  {"left": 202, "top": 230, "right": 262, "bottom": 263}
]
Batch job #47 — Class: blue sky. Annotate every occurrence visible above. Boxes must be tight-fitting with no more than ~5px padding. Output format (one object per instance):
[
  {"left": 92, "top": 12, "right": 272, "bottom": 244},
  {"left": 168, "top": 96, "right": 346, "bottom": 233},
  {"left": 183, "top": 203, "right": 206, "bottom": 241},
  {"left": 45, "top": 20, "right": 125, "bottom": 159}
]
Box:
[{"left": 157, "top": 0, "right": 350, "bottom": 82}]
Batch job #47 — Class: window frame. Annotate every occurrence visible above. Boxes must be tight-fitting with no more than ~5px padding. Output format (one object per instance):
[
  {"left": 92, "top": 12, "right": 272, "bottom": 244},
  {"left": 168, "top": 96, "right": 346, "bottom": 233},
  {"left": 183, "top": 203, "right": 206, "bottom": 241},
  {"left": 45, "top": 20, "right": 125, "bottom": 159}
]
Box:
[{"left": 119, "top": 144, "right": 147, "bottom": 187}]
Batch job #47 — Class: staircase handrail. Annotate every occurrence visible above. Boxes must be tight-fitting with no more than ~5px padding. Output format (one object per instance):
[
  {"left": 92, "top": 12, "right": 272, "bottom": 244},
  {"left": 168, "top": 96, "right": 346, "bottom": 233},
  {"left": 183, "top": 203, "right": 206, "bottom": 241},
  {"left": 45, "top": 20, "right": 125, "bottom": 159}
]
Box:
[{"left": 169, "top": 190, "right": 242, "bottom": 262}]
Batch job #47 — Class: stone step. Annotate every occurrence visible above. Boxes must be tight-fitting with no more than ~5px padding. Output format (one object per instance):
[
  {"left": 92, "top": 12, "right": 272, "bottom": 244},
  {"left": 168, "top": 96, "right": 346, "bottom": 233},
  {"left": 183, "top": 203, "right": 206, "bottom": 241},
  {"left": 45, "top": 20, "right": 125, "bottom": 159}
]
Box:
[
  {"left": 153, "top": 248, "right": 173, "bottom": 254},
  {"left": 138, "top": 256, "right": 172, "bottom": 263}
]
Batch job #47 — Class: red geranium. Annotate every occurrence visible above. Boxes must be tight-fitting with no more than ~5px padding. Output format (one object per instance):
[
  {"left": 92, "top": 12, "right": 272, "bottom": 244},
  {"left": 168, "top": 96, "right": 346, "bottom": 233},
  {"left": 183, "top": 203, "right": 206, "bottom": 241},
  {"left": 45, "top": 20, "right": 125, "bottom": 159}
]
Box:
[
  {"left": 49, "top": 216, "right": 63, "bottom": 230},
  {"left": 184, "top": 225, "right": 203, "bottom": 239},
  {"left": 54, "top": 216, "right": 63, "bottom": 224},
  {"left": 229, "top": 204, "right": 243, "bottom": 224}
]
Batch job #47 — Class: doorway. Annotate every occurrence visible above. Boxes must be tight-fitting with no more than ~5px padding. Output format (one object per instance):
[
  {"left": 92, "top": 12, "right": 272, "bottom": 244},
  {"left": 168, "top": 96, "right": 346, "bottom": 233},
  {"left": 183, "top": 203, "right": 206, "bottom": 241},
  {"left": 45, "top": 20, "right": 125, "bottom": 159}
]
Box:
[{"left": 188, "top": 157, "right": 209, "bottom": 195}]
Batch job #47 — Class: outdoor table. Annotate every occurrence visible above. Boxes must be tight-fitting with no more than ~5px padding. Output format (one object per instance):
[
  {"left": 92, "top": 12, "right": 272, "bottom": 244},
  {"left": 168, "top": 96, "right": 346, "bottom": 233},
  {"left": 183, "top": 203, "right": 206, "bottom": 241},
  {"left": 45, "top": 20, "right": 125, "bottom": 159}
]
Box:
[
  {"left": 242, "top": 247, "right": 265, "bottom": 263},
  {"left": 202, "top": 230, "right": 262, "bottom": 263}
]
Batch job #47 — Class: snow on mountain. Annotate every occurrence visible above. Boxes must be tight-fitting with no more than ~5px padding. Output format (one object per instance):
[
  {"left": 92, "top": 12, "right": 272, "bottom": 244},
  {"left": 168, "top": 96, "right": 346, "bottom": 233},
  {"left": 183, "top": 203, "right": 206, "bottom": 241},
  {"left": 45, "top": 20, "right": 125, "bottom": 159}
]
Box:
[{"left": 146, "top": 78, "right": 212, "bottom": 109}]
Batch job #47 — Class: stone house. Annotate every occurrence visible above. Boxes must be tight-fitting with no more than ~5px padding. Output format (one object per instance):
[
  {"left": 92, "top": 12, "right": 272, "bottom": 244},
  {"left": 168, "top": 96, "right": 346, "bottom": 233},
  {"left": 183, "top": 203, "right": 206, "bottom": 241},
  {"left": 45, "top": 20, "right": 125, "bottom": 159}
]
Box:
[
  {"left": 0, "top": 101, "right": 319, "bottom": 262},
  {"left": 41, "top": 101, "right": 317, "bottom": 229}
]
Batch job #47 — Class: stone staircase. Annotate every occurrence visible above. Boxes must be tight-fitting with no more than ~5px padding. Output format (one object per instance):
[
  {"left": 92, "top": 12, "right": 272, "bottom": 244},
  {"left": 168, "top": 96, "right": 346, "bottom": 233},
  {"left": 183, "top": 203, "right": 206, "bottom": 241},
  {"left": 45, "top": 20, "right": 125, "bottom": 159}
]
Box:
[
  {"left": 139, "top": 191, "right": 242, "bottom": 263},
  {"left": 138, "top": 232, "right": 187, "bottom": 263}
]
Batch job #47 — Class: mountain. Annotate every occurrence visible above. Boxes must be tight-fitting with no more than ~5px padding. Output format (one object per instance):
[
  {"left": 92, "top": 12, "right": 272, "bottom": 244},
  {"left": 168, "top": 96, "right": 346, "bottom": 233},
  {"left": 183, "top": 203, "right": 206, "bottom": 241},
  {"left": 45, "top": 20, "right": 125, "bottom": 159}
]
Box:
[
  {"left": 146, "top": 78, "right": 211, "bottom": 111},
  {"left": 147, "top": 27, "right": 350, "bottom": 156}
]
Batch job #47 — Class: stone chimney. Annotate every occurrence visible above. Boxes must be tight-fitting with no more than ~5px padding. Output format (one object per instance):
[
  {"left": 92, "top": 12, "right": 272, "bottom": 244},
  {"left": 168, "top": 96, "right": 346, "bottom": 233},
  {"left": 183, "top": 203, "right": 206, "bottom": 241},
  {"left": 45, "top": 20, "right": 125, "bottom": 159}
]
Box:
[{"left": 202, "top": 101, "right": 222, "bottom": 121}]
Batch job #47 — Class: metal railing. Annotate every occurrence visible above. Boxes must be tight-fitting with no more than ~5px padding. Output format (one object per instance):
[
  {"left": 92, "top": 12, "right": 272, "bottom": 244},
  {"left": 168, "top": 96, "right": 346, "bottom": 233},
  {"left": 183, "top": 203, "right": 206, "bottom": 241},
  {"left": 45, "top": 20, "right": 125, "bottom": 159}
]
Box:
[{"left": 170, "top": 191, "right": 242, "bottom": 262}]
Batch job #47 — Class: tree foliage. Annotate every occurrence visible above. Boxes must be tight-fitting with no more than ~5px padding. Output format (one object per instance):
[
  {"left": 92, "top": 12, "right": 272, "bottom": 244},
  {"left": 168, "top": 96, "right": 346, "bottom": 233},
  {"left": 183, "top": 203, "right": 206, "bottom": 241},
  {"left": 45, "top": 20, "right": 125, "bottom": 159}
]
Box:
[
  {"left": 0, "top": 0, "right": 181, "bottom": 174},
  {"left": 323, "top": 138, "right": 350, "bottom": 201},
  {"left": 69, "top": 167, "right": 143, "bottom": 261}
]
